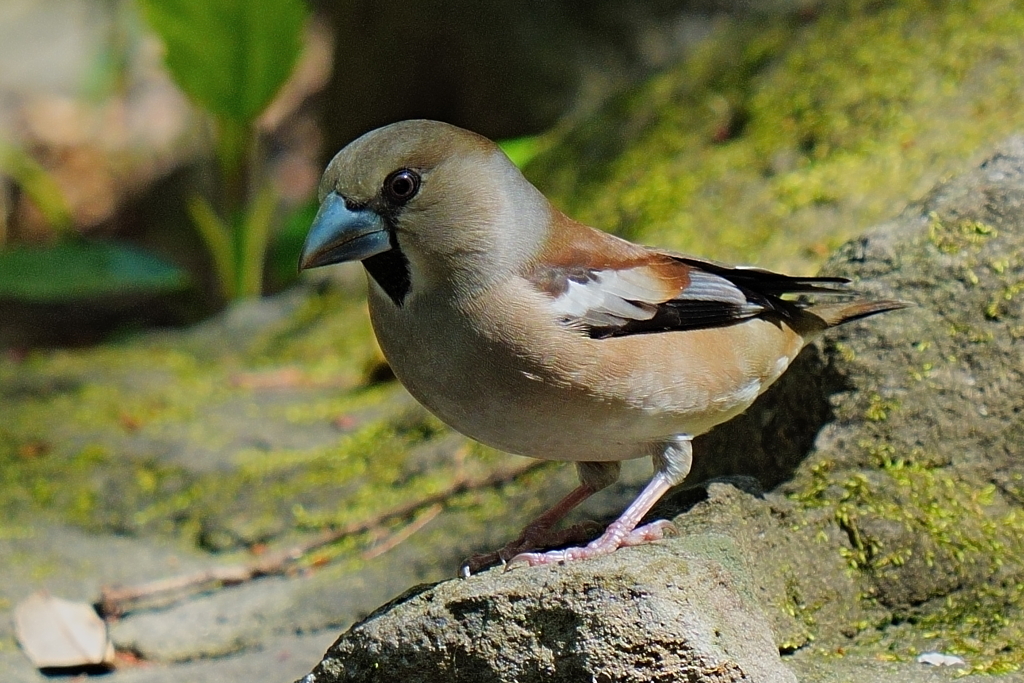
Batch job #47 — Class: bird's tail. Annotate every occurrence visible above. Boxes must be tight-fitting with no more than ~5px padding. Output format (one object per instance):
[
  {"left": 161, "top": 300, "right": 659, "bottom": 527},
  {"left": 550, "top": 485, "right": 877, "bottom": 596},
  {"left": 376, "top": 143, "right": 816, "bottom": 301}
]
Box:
[{"left": 806, "top": 299, "right": 911, "bottom": 328}]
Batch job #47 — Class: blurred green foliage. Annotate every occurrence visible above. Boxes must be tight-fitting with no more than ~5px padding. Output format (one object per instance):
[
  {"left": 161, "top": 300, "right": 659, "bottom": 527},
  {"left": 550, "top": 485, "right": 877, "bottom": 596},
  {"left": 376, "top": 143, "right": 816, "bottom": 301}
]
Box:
[
  {"left": 0, "top": 144, "right": 73, "bottom": 243},
  {"left": 138, "top": 0, "right": 306, "bottom": 125},
  {"left": 267, "top": 199, "right": 319, "bottom": 288},
  {"left": 0, "top": 241, "right": 188, "bottom": 302},
  {"left": 0, "top": 144, "right": 189, "bottom": 302},
  {"left": 138, "top": 0, "right": 309, "bottom": 300}
]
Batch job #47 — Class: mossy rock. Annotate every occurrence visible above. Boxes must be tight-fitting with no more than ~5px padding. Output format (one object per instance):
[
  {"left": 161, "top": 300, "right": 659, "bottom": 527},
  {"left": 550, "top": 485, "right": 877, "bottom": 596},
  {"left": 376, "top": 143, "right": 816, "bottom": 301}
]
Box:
[
  {"left": 678, "top": 135, "right": 1024, "bottom": 674},
  {"left": 525, "top": 0, "right": 1024, "bottom": 275},
  {"left": 0, "top": 287, "right": 519, "bottom": 557},
  {"left": 514, "top": 6, "right": 1024, "bottom": 666},
  {"left": 298, "top": 136, "right": 1024, "bottom": 683}
]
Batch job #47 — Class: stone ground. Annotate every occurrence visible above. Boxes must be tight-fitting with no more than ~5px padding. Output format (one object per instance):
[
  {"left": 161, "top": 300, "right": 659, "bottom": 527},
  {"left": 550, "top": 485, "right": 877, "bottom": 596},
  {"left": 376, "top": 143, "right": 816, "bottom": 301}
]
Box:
[{"left": 0, "top": 418, "right": 654, "bottom": 682}]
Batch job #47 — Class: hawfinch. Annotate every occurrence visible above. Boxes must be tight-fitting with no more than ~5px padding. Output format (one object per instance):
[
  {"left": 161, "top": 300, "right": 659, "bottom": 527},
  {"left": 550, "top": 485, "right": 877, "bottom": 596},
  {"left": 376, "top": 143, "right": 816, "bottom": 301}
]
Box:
[{"left": 299, "top": 119, "right": 904, "bottom": 574}]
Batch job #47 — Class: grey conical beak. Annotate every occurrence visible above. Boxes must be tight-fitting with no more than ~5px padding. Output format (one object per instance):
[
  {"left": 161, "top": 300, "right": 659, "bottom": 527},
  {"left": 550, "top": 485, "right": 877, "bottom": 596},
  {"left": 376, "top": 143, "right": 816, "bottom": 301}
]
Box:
[{"left": 299, "top": 192, "right": 391, "bottom": 270}]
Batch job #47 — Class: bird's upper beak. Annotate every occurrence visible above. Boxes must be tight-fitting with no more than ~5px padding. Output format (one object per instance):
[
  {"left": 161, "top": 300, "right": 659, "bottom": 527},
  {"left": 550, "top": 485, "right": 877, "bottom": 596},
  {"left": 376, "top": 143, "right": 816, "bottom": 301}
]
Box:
[{"left": 299, "top": 192, "right": 391, "bottom": 270}]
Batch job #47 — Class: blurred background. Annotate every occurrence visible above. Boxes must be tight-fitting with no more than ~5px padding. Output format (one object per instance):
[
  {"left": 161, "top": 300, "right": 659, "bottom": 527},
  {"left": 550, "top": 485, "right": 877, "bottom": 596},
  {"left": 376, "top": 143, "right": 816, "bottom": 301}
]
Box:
[
  {"left": 6, "top": 1, "right": 1024, "bottom": 679},
  {"left": 0, "top": 0, "right": 745, "bottom": 347},
  {"left": 5, "top": 0, "right": 1024, "bottom": 349}
]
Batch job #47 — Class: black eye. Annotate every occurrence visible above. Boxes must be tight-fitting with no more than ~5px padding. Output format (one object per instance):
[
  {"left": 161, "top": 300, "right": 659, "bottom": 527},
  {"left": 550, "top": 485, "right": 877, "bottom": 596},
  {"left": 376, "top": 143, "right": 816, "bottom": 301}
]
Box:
[{"left": 384, "top": 169, "right": 420, "bottom": 204}]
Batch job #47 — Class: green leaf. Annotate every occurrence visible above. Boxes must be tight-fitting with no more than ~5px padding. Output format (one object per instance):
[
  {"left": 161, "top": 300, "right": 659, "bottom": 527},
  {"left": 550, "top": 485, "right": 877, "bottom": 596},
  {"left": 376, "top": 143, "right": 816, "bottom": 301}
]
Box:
[
  {"left": 0, "top": 241, "right": 189, "bottom": 303},
  {"left": 237, "top": 185, "right": 277, "bottom": 298},
  {"left": 187, "top": 195, "right": 236, "bottom": 300},
  {"left": 138, "top": 0, "right": 308, "bottom": 124}
]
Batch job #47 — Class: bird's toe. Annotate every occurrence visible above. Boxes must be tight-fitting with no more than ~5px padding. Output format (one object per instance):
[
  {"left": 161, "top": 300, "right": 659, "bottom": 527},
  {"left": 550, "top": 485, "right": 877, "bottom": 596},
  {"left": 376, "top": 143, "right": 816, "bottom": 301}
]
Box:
[{"left": 620, "top": 519, "right": 677, "bottom": 546}]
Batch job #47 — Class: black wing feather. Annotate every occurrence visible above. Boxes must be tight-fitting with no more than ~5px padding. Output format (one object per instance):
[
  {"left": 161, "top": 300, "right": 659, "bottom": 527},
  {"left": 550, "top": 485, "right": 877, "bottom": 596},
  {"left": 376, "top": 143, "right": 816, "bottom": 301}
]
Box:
[{"left": 539, "top": 253, "right": 855, "bottom": 339}]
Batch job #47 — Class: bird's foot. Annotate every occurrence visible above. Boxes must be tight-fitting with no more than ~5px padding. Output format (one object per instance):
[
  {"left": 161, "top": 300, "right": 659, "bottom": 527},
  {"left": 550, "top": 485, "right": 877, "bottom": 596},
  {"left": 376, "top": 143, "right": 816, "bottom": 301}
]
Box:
[
  {"left": 506, "top": 518, "right": 677, "bottom": 569},
  {"left": 460, "top": 520, "right": 604, "bottom": 577},
  {"left": 619, "top": 519, "right": 677, "bottom": 546}
]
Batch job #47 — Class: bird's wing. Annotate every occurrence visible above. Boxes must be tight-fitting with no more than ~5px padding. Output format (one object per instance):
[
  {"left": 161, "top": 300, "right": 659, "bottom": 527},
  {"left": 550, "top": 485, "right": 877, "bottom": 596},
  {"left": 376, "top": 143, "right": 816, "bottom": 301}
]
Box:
[{"left": 528, "top": 251, "right": 851, "bottom": 339}]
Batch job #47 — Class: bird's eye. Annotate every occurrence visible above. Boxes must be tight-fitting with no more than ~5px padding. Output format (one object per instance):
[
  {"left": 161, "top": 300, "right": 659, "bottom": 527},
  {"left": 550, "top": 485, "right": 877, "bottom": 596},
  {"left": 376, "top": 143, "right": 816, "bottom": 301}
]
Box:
[{"left": 384, "top": 169, "right": 420, "bottom": 204}]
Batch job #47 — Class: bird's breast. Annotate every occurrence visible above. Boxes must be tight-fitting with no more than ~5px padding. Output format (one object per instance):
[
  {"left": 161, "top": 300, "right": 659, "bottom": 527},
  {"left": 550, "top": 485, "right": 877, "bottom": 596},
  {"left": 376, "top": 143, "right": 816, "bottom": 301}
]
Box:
[{"left": 365, "top": 278, "right": 806, "bottom": 462}]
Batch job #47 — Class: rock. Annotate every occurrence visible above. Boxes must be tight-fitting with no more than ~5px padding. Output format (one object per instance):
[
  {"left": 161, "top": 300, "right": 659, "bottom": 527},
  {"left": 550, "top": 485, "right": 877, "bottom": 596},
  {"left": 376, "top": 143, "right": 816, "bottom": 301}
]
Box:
[
  {"left": 808, "top": 134, "right": 1024, "bottom": 639},
  {"left": 697, "top": 134, "right": 1024, "bottom": 666},
  {"left": 301, "top": 530, "right": 796, "bottom": 683},
  {"left": 298, "top": 137, "right": 1024, "bottom": 680}
]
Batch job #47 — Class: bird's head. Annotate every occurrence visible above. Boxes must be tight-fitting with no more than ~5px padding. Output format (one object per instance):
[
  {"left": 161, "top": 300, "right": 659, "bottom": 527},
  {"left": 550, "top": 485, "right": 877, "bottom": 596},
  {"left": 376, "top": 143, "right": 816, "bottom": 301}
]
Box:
[{"left": 299, "top": 120, "right": 551, "bottom": 304}]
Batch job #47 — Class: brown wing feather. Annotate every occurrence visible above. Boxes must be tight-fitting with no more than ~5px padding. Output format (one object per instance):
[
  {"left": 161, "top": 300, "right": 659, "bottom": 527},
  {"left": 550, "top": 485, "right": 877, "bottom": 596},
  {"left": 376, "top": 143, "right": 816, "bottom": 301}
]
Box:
[{"left": 526, "top": 215, "right": 900, "bottom": 338}]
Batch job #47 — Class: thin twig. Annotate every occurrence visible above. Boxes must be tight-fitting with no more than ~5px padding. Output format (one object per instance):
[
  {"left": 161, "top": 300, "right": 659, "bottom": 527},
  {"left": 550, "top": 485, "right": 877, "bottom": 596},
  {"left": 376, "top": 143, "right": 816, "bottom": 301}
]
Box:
[
  {"left": 99, "top": 459, "right": 547, "bottom": 617},
  {"left": 361, "top": 503, "right": 442, "bottom": 560}
]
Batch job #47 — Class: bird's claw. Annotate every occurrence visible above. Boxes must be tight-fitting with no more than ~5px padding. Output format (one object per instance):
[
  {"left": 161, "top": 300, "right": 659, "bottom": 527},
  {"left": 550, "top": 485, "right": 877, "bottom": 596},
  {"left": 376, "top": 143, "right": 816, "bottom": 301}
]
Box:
[{"left": 502, "top": 555, "right": 528, "bottom": 572}]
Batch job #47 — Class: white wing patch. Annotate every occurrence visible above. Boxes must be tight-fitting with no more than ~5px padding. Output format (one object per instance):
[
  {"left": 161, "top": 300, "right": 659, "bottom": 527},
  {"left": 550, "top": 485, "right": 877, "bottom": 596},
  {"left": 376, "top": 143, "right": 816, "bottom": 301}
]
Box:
[
  {"left": 549, "top": 270, "right": 658, "bottom": 328},
  {"left": 547, "top": 265, "right": 759, "bottom": 329}
]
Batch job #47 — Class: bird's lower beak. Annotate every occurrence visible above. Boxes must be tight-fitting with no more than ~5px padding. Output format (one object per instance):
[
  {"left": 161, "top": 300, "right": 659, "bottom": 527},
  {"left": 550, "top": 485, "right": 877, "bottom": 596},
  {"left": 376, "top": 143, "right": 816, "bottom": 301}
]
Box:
[{"left": 299, "top": 192, "right": 391, "bottom": 270}]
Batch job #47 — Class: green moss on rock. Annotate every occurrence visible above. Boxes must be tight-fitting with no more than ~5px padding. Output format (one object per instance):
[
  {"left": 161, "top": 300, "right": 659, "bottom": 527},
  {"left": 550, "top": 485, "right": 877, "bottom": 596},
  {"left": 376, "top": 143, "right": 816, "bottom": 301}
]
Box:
[
  {"left": 788, "top": 444, "right": 1024, "bottom": 673},
  {"left": 0, "top": 288, "right": 487, "bottom": 555},
  {"left": 526, "top": 0, "right": 1024, "bottom": 275}
]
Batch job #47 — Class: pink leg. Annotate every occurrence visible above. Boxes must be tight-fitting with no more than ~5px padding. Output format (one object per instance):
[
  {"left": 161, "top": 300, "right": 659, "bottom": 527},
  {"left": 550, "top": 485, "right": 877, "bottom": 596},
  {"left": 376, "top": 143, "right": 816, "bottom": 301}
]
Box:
[
  {"left": 461, "top": 461, "right": 620, "bottom": 576},
  {"left": 509, "top": 436, "right": 692, "bottom": 568}
]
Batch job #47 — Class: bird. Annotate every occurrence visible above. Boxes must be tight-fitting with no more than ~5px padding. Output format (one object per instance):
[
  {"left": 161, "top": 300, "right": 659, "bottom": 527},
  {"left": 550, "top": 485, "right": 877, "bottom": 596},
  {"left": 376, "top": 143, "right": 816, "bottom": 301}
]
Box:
[{"left": 299, "top": 119, "right": 906, "bottom": 575}]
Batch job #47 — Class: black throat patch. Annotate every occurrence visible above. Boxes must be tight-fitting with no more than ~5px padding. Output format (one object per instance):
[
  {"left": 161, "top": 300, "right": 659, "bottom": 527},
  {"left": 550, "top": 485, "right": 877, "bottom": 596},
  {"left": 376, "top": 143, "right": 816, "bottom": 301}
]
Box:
[{"left": 363, "top": 238, "right": 411, "bottom": 306}]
